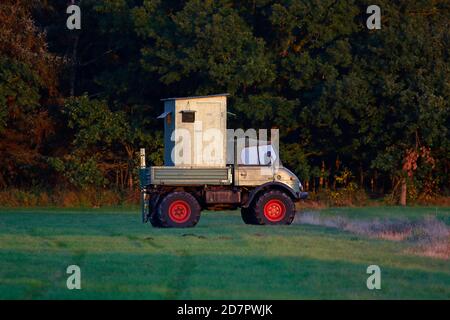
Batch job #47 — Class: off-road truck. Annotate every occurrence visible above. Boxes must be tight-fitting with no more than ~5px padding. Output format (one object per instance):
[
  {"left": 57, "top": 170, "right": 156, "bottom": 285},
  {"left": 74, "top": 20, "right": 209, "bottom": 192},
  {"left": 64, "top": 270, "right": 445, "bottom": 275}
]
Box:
[{"left": 139, "top": 94, "right": 307, "bottom": 228}]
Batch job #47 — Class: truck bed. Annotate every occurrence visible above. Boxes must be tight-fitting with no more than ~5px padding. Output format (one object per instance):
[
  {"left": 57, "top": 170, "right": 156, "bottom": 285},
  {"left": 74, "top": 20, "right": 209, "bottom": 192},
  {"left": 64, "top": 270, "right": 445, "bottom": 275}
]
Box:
[{"left": 146, "top": 166, "right": 232, "bottom": 186}]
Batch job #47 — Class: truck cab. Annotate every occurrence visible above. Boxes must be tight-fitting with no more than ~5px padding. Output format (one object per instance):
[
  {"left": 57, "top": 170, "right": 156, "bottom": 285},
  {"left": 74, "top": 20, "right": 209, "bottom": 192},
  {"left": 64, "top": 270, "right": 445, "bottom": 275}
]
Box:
[{"left": 140, "top": 94, "right": 307, "bottom": 228}]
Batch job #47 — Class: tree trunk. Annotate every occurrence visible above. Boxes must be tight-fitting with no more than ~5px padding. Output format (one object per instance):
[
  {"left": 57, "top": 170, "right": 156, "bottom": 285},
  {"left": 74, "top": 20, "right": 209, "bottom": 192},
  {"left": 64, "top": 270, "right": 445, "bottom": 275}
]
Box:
[
  {"left": 400, "top": 177, "right": 407, "bottom": 206},
  {"left": 319, "top": 161, "right": 325, "bottom": 190},
  {"left": 70, "top": 34, "right": 79, "bottom": 96},
  {"left": 359, "top": 164, "right": 364, "bottom": 188},
  {"left": 124, "top": 145, "right": 135, "bottom": 191},
  {"left": 0, "top": 173, "right": 6, "bottom": 189},
  {"left": 128, "top": 167, "right": 133, "bottom": 190}
]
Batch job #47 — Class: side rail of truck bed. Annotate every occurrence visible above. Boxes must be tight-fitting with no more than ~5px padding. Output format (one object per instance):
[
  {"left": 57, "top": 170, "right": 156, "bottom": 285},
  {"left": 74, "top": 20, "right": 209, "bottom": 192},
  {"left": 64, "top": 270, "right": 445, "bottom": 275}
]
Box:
[{"left": 143, "top": 166, "right": 233, "bottom": 186}]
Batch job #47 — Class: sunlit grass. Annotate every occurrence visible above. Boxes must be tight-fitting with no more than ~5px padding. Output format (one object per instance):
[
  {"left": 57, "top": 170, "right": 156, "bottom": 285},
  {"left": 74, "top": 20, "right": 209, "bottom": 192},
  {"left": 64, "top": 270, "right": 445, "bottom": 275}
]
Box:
[{"left": 0, "top": 207, "right": 449, "bottom": 299}]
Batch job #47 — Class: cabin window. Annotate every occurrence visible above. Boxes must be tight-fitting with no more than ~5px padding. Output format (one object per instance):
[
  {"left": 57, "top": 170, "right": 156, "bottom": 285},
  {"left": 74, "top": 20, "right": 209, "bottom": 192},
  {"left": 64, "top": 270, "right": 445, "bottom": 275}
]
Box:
[{"left": 181, "top": 110, "right": 195, "bottom": 123}]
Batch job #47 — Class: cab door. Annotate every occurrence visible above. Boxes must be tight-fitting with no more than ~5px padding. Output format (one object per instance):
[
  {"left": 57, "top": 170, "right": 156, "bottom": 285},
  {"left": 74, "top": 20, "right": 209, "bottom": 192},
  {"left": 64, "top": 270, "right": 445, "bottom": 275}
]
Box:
[{"left": 234, "top": 166, "right": 274, "bottom": 186}]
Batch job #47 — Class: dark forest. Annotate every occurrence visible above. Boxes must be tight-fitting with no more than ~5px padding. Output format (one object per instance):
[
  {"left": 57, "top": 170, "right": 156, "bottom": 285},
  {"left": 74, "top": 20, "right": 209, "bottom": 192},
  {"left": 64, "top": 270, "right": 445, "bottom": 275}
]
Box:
[{"left": 0, "top": 0, "right": 448, "bottom": 207}]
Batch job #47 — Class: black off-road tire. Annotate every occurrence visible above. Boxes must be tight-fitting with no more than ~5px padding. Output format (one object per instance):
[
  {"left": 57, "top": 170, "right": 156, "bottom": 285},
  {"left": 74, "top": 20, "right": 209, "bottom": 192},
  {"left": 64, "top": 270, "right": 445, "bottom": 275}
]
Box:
[
  {"left": 253, "top": 190, "right": 296, "bottom": 225},
  {"left": 241, "top": 206, "right": 257, "bottom": 224},
  {"left": 149, "top": 211, "right": 162, "bottom": 227},
  {"left": 157, "top": 192, "right": 201, "bottom": 228},
  {"left": 147, "top": 196, "right": 162, "bottom": 227}
]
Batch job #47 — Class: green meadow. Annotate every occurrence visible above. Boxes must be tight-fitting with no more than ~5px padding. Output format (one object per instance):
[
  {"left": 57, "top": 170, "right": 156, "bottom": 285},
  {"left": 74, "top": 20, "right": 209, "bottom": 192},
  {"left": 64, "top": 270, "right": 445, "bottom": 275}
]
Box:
[{"left": 0, "top": 207, "right": 449, "bottom": 299}]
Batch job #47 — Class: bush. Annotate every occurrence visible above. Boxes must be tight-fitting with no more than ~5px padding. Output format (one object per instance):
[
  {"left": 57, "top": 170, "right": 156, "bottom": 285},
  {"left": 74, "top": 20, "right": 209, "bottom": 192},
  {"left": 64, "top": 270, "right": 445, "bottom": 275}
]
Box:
[{"left": 0, "top": 188, "right": 133, "bottom": 208}]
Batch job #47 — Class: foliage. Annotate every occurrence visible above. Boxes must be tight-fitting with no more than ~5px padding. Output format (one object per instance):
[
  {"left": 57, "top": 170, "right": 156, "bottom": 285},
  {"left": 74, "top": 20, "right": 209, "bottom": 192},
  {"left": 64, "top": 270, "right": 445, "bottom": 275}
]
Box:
[
  {"left": 0, "top": 0, "right": 448, "bottom": 204},
  {"left": 0, "top": 1, "right": 57, "bottom": 189},
  {"left": 0, "top": 208, "right": 449, "bottom": 298},
  {"left": 47, "top": 156, "right": 107, "bottom": 189},
  {"left": 47, "top": 95, "right": 163, "bottom": 189}
]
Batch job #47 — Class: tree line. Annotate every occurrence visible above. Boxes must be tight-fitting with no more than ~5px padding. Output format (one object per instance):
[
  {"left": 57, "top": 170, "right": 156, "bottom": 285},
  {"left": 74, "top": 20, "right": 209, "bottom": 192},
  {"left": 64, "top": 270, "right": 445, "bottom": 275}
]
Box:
[{"left": 0, "top": 0, "right": 448, "bottom": 205}]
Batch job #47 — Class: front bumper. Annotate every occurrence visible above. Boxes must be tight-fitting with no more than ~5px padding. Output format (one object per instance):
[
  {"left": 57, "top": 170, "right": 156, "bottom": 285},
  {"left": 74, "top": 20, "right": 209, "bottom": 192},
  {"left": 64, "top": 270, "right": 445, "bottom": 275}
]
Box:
[{"left": 297, "top": 192, "right": 308, "bottom": 200}]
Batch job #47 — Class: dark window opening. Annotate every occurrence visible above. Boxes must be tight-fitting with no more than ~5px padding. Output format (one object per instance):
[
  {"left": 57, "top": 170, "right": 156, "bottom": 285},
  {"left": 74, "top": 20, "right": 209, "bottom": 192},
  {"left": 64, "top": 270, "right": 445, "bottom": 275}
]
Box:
[{"left": 181, "top": 111, "right": 195, "bottom": 123}]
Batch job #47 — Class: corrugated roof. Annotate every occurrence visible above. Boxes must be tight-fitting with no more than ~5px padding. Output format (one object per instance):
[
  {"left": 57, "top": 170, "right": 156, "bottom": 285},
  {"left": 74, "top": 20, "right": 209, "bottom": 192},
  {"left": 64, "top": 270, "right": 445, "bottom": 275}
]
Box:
[{"left": 160, "top": 93, "right": 230, "bottom": 101}]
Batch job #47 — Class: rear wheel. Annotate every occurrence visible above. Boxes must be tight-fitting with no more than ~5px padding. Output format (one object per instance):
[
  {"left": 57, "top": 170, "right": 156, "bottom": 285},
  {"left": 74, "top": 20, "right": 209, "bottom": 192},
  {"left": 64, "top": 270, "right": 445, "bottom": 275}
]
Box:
[
  {"left": 148, "top": 195, "right": 162, "bottom": 227},
  {"left": 241, "top": 206, "right": 257, "bottom": 224},
  {"left": 253, "top": 190, "right": 295, "bottom": 225},
  {"left": 157, "top": 192, "right": 201, "bottom": 228},
  {"left": 149, "top": 211, "right": 162, "bottom": 227}
]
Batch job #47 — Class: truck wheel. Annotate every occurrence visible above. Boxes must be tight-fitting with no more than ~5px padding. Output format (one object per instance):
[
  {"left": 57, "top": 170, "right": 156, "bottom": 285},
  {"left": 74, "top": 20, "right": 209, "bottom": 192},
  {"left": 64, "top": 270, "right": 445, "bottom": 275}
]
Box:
[
  {"left": 148, "top": 196, "right": 162, "bottom": 227},
  {"left": 157, "top": 192, "right": 201, "bottom": 228},
  {"left": 241, "top": 207, "right": 257, "bottom": 224},
  {"left": 149, "top": 212, "right": 162, "bottom": 227},
  {"left": 253, "top": 190, "right": 296, "bottom": 225}
]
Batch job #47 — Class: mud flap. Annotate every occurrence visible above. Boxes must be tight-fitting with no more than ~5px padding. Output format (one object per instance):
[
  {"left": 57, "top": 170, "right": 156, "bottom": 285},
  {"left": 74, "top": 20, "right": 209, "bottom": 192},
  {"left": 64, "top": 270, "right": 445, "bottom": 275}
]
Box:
[{"left": 141, "top": 189, "right": 150, "bottom": 223}]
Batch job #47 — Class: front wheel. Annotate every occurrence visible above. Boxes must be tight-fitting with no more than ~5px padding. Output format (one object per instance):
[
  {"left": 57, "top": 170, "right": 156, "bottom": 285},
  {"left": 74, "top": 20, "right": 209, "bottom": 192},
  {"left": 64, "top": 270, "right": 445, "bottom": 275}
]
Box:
[
  {"left": 157, "top": 192, "right": 201, "bottom": 228},
  {"left": 253, "top": 190, "right": 296, "bottom": 225}
]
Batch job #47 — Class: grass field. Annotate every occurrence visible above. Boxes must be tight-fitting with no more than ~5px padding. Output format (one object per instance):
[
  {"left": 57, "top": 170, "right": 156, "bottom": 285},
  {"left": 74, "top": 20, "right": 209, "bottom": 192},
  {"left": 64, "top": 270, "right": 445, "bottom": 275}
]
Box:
[{"left": 0, "top": 206, "right": 449, "bottom": 299}]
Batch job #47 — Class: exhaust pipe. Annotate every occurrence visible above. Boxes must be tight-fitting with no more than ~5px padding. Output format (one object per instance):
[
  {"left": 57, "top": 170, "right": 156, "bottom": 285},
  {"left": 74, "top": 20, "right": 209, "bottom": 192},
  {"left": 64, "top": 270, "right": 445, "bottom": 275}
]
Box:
[{"left": 140, "top": 148, "right": 146, "bottom": 168}]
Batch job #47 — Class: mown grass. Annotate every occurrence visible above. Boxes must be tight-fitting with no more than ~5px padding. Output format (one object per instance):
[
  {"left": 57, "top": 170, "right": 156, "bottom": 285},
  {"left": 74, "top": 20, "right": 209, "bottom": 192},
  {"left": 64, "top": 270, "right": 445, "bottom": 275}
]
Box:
[
  {"left": 319, "top": 206, "right": 450, "bottom": 224},
  {"left": 0, "top": 207, "right": 449, "bottom": 299}
]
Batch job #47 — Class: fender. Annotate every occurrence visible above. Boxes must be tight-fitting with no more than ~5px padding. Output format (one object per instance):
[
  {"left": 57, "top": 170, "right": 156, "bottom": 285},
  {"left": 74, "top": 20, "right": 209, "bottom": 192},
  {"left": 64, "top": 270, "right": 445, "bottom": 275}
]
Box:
[{"left": 243, "top": 181, "right": 300, "bottom": 208}]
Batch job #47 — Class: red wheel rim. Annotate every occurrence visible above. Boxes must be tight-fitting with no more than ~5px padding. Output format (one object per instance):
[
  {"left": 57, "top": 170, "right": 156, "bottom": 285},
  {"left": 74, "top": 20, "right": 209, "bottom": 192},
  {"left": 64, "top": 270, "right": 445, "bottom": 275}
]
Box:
[
  {"left": 263, "top": 199, "right": 286, "bottom": 222},
  {"left": 168, "top": 200, "right": 191, "bottom": 223}
]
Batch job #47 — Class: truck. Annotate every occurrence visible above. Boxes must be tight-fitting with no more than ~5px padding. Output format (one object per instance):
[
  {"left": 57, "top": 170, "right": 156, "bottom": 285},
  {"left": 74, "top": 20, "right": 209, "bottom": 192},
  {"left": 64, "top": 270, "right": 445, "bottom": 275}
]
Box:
[{"left": 139, "top": 94, "right": 307, "bottom": 228}]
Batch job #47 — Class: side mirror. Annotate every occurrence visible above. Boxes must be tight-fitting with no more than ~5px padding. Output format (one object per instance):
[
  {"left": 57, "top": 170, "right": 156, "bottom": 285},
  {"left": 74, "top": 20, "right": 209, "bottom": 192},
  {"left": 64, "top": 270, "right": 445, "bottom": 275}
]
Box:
[{"left": 266, "top": 151, "right": 272, "bottom": 165}]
